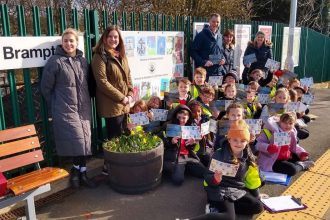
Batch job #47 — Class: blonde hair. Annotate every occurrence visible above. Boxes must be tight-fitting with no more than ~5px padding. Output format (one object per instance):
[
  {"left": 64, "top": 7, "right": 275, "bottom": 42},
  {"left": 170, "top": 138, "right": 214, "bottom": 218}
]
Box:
[
  {"left": 253, "top": 31, "right": 272, "bottom": 47},
  {"left": 226, "top": 102, "right": 244, "bottom": 115},
  {"left": 248, "top": 81, "right": 260, "bottom": 91},
  {"left": 194, "top": 67, "right": 207, "bottom": 78},
  {"left": 224, "top": 84, "right": 236, "bottom": 92},
  {"left": 62, "top": 28, "right": 79, "bottom": 41},
  {"left": 280, "top": 112, "right": 297, "bottom": 124},
  {"left": 275, "top": 88, "right": 290, "bottom": 102}
]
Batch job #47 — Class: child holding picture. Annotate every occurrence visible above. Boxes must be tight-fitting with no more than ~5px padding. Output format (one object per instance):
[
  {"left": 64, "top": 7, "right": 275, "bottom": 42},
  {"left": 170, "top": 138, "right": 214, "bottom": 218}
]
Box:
[
  {"left": 214, "top": 103, "right": 245, "bottom": 151},
  {"left": 199, "top": 120, "right": 263, "bottom": 219},
  {"left": 243, "top": 88, "right": 262, "bottom": 119},
  {"left": 163, "top": 105, "right": 205, "bottom": 185},
  {"left": 247, "top": 69, "right": 273, "bottom": 87},
  {"left": 218, "top": 70, "right": 238, "bottom": 98},
  {"left": 194, "top": 85, "right": 216, "bottom": 118},
  {"left": 256, "top": 113, "right": 314, "bottom": 176},
  {"left": 217, "top": 84, "right": 240, "bottom": 120},
  {"left": 166, "top": 78, "right": 193, "bottom": 108},
  {"left": 191, "top": 67, "right": 208, "bottom": 99},
  {"left": 188, "top": 101, "right": 214, "bottom": 166}
]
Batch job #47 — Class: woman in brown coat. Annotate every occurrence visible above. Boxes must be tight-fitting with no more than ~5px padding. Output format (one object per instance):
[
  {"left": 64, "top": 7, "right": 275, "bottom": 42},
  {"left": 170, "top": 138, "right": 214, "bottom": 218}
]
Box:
[{"left": 92, "top": 25, "right": 133, "bottom": 140}]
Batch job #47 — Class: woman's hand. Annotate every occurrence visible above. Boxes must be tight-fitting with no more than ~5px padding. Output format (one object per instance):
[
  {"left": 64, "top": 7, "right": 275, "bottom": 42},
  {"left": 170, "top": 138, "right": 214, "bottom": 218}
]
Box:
[
  {"left": 186, "top": 138, "right": 196, "bottom": 146},
  {"left": 171, "top": 136, "right": 180, "bottom": 144},
  {"left": 122, "top": 96, "right": 129, "bottom": 105},
  {"left": 219, "top": 59, "right": 225, "bottom": 65},
  {"left": 205, "top": 60, "right": 213, "bottom": 67}
]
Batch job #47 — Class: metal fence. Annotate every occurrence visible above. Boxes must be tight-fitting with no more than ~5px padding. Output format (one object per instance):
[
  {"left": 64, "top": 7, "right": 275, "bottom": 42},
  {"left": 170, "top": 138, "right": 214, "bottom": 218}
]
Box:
[{"left": 0, "top": 4, "right": 329, "bottom": 170}]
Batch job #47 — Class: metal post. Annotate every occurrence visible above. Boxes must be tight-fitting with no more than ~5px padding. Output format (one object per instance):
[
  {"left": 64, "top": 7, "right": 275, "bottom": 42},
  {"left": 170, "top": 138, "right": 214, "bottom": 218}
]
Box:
[{"left": 285, "top": 0, "right": 297, "bottom": 72}]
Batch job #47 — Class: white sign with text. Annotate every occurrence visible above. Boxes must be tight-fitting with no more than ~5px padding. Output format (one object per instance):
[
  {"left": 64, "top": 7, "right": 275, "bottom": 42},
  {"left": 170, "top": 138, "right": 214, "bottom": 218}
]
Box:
[{"left": 0, "top": 36, "right": 84, "bottom": 70}]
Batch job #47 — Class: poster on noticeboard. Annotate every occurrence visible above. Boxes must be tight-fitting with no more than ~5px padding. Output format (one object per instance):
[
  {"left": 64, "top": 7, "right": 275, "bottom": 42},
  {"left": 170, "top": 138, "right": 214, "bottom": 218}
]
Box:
[
  {"left": 122, "top": 31, "right": 184, "bottom": 100},
  {"left": 234, "top": 24, "right": 252, "bottom": 79},
  {"left": 258, "top": 25, "right": 272, "bottom": 42}
]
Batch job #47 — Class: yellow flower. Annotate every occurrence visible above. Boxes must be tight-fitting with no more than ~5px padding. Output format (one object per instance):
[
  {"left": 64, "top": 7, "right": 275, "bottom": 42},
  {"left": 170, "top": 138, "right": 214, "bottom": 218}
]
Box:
[
  {"left": 135, "top": 126, "right": 143, "bottom": 133},
  {"left": 143, "top": 138, "right": 147, "bottom": 144}
]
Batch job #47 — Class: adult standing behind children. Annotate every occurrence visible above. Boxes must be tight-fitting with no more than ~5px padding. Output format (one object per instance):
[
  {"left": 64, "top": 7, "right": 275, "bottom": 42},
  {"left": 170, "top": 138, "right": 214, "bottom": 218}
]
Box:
[
  {"left": 222, "top": 29, "right": 235, "bottom": 74},
  {"left": 41, "top": 28, "right": 96, "bottom": 189},
  {"left": 91, "top": 25, "right": 133, "bottom": 139},
  {"left": 191, "top": 13, "right": 226, "bottom": 79},
  {"left": 242, "top": 31, "right": 273, "bottom": 85}
]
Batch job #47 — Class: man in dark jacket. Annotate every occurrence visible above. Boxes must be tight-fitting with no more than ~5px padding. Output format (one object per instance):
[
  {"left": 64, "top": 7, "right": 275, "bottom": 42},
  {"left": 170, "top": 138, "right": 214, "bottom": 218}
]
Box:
[{"left": 191, "top": 13, "right": 225, "bottom": 79}]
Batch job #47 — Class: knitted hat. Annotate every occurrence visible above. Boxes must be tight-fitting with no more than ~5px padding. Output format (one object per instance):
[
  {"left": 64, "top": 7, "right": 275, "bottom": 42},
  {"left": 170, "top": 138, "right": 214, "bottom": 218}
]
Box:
[
  {"left": 227, "top": 120, "right": 250, "bottom": 141},
  {"left": 223, "top": 70, "right": 238, "bottom": 83}
]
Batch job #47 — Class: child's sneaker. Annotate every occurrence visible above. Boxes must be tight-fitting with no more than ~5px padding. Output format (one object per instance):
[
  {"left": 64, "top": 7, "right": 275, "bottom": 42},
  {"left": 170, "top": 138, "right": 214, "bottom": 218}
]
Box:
[
  {"left": 205, "top": 203, "right": 219, "bottom": 214},
  {"left": 296, "top": 160, "right": 315, "bottom": 170}
]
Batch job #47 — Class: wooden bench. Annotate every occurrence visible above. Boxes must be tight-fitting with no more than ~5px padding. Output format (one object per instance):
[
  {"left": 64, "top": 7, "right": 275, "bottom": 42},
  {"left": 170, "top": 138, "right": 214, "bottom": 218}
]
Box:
[{"left": 0, "top": 124, "right": 69, "bottom": 220}]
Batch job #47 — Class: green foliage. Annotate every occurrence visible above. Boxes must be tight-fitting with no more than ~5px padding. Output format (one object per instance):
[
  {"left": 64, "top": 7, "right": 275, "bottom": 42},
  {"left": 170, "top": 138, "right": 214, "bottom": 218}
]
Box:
[{"left": 103, "top": 127, "right": 162, "bottom": 153}]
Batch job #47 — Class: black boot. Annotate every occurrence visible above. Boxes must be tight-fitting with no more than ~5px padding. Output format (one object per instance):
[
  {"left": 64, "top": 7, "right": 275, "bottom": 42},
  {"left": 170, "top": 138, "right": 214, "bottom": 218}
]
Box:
[
  {"left": 80, "top": 171, "right": 97, "bottom": 188},
  {"left": 70, "top": 167, "right": 80, "bottom": 189}
]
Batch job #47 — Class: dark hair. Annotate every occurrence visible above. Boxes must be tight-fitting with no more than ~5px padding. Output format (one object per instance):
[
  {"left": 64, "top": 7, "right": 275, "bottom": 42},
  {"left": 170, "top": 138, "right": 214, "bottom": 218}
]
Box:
[
  {"left": 201, "top": 85, "right": 215, "bottom": 96},
  {"left": 223, "top": 29, "right": 235, "bottom": 45},
  {"left": 93, "top": 25, "right": 126, "bottom": 58}
]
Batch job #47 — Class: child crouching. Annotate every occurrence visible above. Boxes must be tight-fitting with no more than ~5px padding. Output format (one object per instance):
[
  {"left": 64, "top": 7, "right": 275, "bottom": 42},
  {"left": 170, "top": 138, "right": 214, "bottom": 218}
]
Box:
[{"left": 201, "top": 120, "right": 263, "bottom": 219}]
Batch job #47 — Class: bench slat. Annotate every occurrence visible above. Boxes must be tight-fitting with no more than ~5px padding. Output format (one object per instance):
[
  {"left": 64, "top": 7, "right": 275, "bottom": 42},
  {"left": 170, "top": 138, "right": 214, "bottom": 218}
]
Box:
[
  {"left": 0, "top": 125, "right": 36, "bottom": 142},
  {"left": 7, "top": 167, "right": 69, "bottom": 195},
  {"left": 0, "top": 136, "right": 40, "bottom": 157},
  {"left": 0, "top": 150, "right": 44, "bottom": 172}
]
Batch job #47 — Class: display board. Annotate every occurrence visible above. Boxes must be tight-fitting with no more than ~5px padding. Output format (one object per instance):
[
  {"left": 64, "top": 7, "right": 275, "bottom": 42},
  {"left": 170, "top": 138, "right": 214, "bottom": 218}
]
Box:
[
  {"left": 121, "top": 31, "right": 184, "bottom": 100},
  {"left": 234, "top": 24, "right": 252, "bottom": 78}
]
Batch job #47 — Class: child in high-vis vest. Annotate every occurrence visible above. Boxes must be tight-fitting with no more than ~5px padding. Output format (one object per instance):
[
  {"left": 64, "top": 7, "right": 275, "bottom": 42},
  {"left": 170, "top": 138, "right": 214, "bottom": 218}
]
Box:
[
  {"left": 243, "top": 88, "right": 262, "bottom": 119},
  {"left": 191, "top": 67, "right": 208, "bottom": 99},
  {"left": 199, "top": 120, "right": 263, "bottom": 219},
  {"left": 256, "top": 113, "right": 314, "bottom": 176},
  {"left": 194, "top": 85, "right": 216, "bottom": 118}
]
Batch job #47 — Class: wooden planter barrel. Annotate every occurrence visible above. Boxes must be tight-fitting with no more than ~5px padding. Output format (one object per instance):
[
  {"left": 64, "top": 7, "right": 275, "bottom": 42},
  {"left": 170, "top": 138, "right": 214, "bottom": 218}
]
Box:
[{"left": 103, "top": 141, "right": 164, "bottom": 194}]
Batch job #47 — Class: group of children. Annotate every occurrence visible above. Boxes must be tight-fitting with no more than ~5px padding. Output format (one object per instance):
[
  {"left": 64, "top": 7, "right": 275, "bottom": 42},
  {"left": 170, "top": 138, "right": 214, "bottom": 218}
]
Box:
[{"left": 126, "top": 66, "right": 315, "bottom": 219}]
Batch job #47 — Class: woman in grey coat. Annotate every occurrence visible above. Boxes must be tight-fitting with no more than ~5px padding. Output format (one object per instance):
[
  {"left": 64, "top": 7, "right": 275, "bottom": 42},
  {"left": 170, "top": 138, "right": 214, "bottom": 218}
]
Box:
[{"left": 41, "top": 28, "right": 96, "bottom": 189}]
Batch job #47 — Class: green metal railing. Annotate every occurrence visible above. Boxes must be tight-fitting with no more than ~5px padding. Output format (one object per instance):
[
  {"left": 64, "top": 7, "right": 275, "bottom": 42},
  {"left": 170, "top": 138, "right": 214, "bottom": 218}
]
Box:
[{"left": 0, "top": 4, "right": 329, "bottom": 173}]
